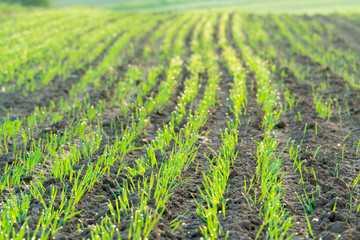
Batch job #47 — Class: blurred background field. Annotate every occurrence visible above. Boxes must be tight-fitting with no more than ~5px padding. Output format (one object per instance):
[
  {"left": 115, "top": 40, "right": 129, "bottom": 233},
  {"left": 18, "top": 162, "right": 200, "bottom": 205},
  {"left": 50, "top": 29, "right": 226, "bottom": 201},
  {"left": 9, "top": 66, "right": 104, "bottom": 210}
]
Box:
[
  {"left": 55, "top": 0, "right": 360, "bottom": 13},
  {"left": 1, "top": 0, "right": 360, "bottom": 13}
]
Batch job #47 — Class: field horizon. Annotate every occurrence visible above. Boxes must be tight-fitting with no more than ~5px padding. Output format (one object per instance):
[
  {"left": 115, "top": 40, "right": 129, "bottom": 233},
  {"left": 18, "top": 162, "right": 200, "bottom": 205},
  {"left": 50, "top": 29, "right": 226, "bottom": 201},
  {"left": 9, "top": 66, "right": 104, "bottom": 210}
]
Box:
[{"left": 50, "top": 0, "right": 360, "bottom": 14}]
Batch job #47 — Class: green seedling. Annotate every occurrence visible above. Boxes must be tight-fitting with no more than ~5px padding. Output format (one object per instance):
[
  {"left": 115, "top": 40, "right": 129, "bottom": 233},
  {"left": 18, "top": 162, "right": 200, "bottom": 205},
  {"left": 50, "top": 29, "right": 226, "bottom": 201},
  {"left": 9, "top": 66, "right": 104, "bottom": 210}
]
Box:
[
  {"left": 333, "top": 198, "right": 338, "bottom": 212},
  {"left": 352, "top": 172, "right": 360, "bottom": 188},
  {"left": 170, "top": 211, "right": 188, "bottom": 232},
  {"left": 356, "top": 140, "right": 360, "bottom": 155},
  {"left": 343, "top": 131, "right": 352, "bottom": 142},
  {"left": 305, "top": 213, "right": 314, "bottom": 238},
  {"left": 303, "top": 123, "right": 307, "bottom": 138},
  {"left": 334, "top": 163, "right": 339, "bottom": 178},
  {"left": 296, "top": 192, "right": 314, "bottom": 237},
  {"left": 313, "top": 147, "right": 320, "bottom": 159},
  {"left": 298, "top": 111, "right": 302, "bottom": 122}
]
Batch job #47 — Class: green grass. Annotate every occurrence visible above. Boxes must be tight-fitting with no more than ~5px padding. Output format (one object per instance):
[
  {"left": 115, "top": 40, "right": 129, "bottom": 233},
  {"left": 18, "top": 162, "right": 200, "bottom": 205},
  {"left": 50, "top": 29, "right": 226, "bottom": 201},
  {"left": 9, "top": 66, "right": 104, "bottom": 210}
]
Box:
[
  {"left": 52, "top": 0, "right": 121, "bottom": 7},
  {"left": 0, "top": 3, "right": 27, "bottom": 16},
  {"left": 52, "top": 0, "right": 360, "bottom": 13}
]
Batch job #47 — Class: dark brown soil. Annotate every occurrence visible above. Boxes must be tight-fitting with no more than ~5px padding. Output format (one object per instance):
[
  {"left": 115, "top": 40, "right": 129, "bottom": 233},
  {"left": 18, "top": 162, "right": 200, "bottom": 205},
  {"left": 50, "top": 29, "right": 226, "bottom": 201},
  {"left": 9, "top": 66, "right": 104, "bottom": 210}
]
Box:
[{"left": 260, "top": 14, "right": 360, "bottom": 239}]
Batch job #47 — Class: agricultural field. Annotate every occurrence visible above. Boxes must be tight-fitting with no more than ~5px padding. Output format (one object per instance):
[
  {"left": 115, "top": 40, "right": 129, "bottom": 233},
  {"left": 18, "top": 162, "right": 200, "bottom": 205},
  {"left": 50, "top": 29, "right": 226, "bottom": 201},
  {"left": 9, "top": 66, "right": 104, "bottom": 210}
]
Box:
[
  {"left": 52, "top": 0, "right": 360, "bottom": 13},
  {"left": 1, "top": 3, "right": 360, "bottom": 240}
]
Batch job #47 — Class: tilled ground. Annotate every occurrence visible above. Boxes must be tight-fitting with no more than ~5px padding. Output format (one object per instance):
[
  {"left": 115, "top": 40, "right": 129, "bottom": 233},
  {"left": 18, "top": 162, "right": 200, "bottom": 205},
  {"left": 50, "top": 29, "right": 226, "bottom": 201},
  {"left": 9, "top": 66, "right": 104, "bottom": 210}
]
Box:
[{"left": 1, "top": 13, "right": 360, "bottom": 240}]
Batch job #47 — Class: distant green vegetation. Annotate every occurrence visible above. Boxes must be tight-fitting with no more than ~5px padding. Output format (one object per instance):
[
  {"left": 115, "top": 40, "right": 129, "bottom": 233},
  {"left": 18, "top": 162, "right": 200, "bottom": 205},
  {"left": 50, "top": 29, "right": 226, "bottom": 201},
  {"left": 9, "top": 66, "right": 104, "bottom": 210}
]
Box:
[
  {"left": 1, "top": 0, "right": 50, "bottom": 7},
  {"left": 52, "top": 0, "right": 360, "bottom": 13},
  {"left": 52, "top": 0, "right": 120, "bottom": 7},
  {"left": 0, "top": 3, "right": 27, "bottom": 17}
]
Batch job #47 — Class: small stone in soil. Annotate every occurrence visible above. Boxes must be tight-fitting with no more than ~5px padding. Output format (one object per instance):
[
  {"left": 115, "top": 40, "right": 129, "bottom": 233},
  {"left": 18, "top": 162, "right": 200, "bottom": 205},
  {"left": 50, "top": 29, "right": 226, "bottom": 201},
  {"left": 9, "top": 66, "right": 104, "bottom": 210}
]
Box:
[
  {"left": 229, "top": 169, "right": 239, "bottom": 178},
  {"left": 155, "top": 149, "right": 165, "bottom": 163},
  {"left": 240, "top": 236, "right": 252, "bottom": 240},
  {"left": 316, "top": 150, "right": 325, "bottom": 159},
  {"left": 189, "top": 229, "right": 202, "bottom": 238},
  {"left": 71, "top": 74, "right": 79, "bottom": 79},
  {"left": 0, "top": 153, "right": 15, "bottom": 164},
  {"left": 31, "top": 207, "right": 40, "bottom": 214},
  {"left": 327, "top": 221, "right": 348, "bottom": 234}
]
